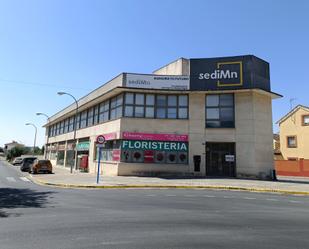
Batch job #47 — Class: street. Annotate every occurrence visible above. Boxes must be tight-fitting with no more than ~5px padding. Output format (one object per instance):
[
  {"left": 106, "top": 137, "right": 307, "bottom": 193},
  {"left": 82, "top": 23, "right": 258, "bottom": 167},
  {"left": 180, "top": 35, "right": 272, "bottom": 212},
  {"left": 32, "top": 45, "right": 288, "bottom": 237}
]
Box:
[{"left": 1, "top": 159, "right": 309, "bottom": 249}]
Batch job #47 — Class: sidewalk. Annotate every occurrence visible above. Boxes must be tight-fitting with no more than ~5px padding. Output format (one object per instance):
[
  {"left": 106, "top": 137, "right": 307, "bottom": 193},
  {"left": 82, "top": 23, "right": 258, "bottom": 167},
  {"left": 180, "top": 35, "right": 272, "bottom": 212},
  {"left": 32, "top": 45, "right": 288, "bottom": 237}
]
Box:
[{"left": 26, "top": 165, "right": 309, "bottom": 195}]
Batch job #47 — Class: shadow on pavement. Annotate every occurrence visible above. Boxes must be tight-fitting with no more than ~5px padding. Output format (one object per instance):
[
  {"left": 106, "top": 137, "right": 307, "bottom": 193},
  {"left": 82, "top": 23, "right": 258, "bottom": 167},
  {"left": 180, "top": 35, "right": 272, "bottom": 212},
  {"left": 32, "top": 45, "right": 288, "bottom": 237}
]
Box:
[{"left": 0, "top": 188, "right": 56, "bottom": 218}]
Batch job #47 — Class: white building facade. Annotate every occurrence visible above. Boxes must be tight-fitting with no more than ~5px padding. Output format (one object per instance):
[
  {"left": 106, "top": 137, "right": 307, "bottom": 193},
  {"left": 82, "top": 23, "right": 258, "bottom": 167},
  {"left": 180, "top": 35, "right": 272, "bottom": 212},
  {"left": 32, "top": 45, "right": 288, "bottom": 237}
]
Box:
[{"left": 45, "top": 55, "right": 281, "bottom": 179}]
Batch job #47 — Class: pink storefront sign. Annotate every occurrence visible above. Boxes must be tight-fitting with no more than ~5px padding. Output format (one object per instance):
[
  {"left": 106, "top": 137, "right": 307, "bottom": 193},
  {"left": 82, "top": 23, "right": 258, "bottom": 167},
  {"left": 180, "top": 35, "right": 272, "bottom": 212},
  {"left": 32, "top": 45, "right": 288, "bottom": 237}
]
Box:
[
  {"left": 99, "top": 132, "right": 117, "bottom": 141},
  {"left": 122, "top": 132, "right": 188, "bottom": 142}
]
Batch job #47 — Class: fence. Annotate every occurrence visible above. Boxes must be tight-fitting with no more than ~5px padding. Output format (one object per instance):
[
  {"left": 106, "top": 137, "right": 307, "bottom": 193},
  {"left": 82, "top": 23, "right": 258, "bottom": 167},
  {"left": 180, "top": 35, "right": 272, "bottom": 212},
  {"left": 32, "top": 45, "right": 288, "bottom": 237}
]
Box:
[{"left": 275, "top": 159, "right": 309, "bottom": 177}]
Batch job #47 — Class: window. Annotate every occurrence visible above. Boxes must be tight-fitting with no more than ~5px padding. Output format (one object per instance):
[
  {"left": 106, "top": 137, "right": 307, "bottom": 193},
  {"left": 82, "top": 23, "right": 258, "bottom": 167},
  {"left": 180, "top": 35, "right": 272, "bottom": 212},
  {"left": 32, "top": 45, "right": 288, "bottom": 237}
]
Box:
[
  {"left": 96, "top": 140, "right": 121, "bottom": 161},
  {"left": 64, "top": 118, "right": 69, "bottom": 133},
  {"left": 156, "top": 95, "right": 166, "bottom": 118},
  {"left": 60, "top": 120, "right": 65, "bottom": 134},
  {"left": 145, "top": 94, "right": 155, "bottom": 118},
  {"left": 51, "top": 125, "right": 55, "bottom": 136},
  {"left": 302, "top": 115, "right": 309, "bottom": 126},
  {"left": 206, "top": 94, "right": 234, "bottom": 128},
  {"left": 68, "top": 117, "right": 74, "bottom": 132},
  {"left": 87, "top": 107, "right": 94, "bottom": 127},
  {"left": 80, "top": 110, "right": 87, "bottom": 129},
  {"left": 93, "top": 105, "right": 99, "bottom": 125},
  {"left": 167, "top": 95, "right": 177, "bottom": 119},
  {"left": 124, "top": 93, "right": 134, "bottom": 117},
  {"left": 287, "top": 136, "right": 297, "bottom": 148},
  {"left": 110, "top": 94, "right": 123, "bottom": 119},
  {"left": 56, "top": 123, "right": 60, "bottom": 135},
  {"left": 99, "top": 100, "right": 109, "bottom": 123},
  {"left": 134, "top": 93, "right": 144, "bottom": 117},
  {"left": 178, "top": 95, "right": 188, "bottom": 119},
  {"left": 124, "top": 93, "right": 188, "bottom": 119},
  {"left": 76, "top": 113, "right": 81, "bottom": 129}
]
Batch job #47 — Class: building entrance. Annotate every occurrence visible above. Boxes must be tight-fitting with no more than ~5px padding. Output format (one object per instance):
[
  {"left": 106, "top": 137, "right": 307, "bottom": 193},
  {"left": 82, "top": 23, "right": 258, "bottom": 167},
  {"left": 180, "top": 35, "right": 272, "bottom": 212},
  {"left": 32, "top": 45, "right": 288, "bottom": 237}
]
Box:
[{"left": 206, "top": 142, "right": 235, "bottom": 177}]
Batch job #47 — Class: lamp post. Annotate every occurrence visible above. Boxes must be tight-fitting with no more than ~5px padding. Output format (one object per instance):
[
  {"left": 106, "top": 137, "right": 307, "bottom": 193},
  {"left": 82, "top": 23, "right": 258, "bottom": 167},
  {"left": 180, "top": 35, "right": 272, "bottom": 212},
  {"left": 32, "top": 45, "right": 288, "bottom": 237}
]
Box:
[
  {"left": 57, "top": 91, "right": 79, "bottom": 174},
  {"left": 25, "top": 123, "right": 37, "bottom": 155},
  {"left": 36, "top": 112, "right": 50, "bottom": 159}
]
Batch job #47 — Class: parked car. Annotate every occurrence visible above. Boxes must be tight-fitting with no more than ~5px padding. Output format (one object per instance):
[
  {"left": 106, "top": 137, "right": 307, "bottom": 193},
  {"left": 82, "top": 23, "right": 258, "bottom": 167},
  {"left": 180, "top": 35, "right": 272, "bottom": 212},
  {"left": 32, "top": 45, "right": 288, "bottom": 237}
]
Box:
[
  {"left": 12, "top": 157, "right": 23, "bottom": 165},
  {"left": 20, "top": 157, "right": 37, "bottom": 172},
  {"left": 31, "top": 159, "right": 52, "bottom": 174}
]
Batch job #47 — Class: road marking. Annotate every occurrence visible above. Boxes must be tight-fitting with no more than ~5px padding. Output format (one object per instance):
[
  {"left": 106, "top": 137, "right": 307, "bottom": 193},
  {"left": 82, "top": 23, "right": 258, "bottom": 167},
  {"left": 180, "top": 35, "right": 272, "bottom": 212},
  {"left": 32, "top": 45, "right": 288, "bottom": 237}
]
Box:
[
  {"left": 146, "top": 194, "right": 156, "bottom": 197},
  {"left": 6, "top": 177, "right": 16, "bottom": 182},
  {"left": 223, "top": 196, "right": 234, "bottom": 199},
  {"left": 203, "top": 195, "right": 215, "bottom": 198},
  {"left": 243, "top": 197, "right": 256, "bottom": 200},
  {"left": 184, "top": 195, "right": 196, "bottom": 197},
  {"left": 20, "top": 177, "right": 31, "bottom": 182},
  {"left": 266, "top": 198, "right": 279, "bottom": 201},
  {"left": 165, "top": 194, "right": 176, "bottom": 197}
]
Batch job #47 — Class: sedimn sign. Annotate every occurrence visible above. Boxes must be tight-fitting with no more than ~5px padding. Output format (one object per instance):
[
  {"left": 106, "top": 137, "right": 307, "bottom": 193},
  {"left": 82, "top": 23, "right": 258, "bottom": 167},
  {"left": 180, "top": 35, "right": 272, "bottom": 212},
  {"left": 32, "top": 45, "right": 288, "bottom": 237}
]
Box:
[
  {"left": 121, "top": 140, "right": 188, "bottom": 152},
  {"left": 190, "top": 55, "right": 270, "bottom": 91}
]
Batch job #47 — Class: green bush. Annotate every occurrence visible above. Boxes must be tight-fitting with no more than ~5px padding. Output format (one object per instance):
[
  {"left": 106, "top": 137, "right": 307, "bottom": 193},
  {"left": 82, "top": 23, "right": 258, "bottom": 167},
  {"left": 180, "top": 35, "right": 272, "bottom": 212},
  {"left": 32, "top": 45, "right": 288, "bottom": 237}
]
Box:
[{"left": 6, "top": 147, "right": 29, "bottom": 161}]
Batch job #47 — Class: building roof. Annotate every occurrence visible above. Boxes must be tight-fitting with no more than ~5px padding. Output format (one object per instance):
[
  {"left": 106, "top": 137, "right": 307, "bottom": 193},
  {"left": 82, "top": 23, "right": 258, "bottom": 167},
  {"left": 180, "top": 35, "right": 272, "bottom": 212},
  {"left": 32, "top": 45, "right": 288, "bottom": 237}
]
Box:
[
  {"left": 276, "top": 105, "right": 309, "bottom": 124},
  {"left": 4, "top": 141, "right": 24, "bottom": 147}
]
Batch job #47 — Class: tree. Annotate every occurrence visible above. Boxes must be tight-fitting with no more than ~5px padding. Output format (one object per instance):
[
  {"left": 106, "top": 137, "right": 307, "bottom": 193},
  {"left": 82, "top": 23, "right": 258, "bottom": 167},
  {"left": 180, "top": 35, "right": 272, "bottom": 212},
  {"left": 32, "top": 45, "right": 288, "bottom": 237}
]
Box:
[{"left": 6, "top": 147, "right": 28, "bottom": 161}]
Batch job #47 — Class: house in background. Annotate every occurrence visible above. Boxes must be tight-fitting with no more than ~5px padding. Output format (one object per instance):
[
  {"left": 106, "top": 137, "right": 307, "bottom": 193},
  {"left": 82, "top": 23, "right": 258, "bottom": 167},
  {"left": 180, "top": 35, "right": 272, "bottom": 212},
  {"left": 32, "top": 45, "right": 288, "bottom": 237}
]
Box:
[
  {"left": 277, "top": 105, "right": 309, "bottom": 160},
  {"left": 4, "top": 141, "right": 24, "bottom": 154}
]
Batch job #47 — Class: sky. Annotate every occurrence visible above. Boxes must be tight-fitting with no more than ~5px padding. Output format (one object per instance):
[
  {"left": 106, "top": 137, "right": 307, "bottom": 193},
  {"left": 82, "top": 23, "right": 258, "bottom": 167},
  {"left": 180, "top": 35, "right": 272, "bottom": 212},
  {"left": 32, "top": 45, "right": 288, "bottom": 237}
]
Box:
[{"left": 0, "top": 0, "right": 309, "bottom": 147}]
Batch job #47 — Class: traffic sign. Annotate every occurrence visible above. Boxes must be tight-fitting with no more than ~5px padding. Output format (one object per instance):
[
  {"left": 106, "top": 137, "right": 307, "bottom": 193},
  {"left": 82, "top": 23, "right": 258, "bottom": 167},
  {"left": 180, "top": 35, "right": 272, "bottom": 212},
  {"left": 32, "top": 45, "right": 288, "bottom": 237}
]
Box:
[{"left": 96, "top": 135, "right": 105, "bottom": 144}]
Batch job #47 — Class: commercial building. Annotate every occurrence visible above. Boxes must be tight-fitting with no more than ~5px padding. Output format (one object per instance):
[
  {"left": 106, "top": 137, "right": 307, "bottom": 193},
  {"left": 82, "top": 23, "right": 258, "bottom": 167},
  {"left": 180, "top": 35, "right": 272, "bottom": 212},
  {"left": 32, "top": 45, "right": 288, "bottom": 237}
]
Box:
[
  {"left": 277, "top": 105, "right": 309, "bottom": 160},
  {"left": 44, "top": 55, "right": 281, "bottom": 179}
]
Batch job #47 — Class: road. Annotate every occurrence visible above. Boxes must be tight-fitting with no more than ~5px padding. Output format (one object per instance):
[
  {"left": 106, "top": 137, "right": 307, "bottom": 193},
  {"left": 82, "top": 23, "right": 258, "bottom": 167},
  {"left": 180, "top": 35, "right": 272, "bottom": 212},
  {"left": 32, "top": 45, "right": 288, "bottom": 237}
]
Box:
[{"left": 1, "top": 159, "right": 309, "bottom": 249}]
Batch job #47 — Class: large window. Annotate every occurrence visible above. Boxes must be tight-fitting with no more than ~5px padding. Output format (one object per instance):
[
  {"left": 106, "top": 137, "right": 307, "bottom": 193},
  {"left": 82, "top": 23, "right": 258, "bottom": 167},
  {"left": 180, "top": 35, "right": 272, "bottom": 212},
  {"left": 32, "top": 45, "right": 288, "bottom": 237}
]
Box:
[
  {"left": 124, "top": 93, "right": 188, "bottom": 119},
  {"left": 80, "top": 110, "right": 87, "bottom": 129},
  {"left": 93, "top": 105, "right": 99, "bottom": 125},
  {"left": 110, "top": 94, "right": 123, "bottom": 120},
  {"left": 48, "top": 93, "right": 188, "bottom": 137},
  {"left": 64, "top": 118, "right": 69, "bottom": 134},
  {"left": 99, "top": 100, "right": 109, "bottom": 123},
  {"left": 96, "top": 140, "right": 121, "bottom": 161},
  {"left": 206, "top": 94, "right": 234, "bottom": 128},
  {"left": 87, "top": 107, "right": 94, "bottom": 127},
  {"left": 68, "top": 117, "right": 74, "bottom": 132}
]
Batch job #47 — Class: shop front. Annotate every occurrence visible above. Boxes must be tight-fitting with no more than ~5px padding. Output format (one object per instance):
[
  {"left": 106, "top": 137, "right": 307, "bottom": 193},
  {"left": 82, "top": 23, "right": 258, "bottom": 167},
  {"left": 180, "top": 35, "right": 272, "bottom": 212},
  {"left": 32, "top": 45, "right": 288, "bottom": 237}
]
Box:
[
  {"left": 65, "top": 141, "right": 75, "bottom": 168},
  {"left": 206, "top": 142, "right": 235, "bottom": 177},
  {"left": 95, "top": 132, "right": 120, "bottom": 162},
  {"left": 77, "top": 139, "right": 90, "bottom": 171},
  {"left": 56, "top": 143, "right": 66, "bottom": 166},
  {"left": 120, "top": 132, "right": 188, "bottom": 164}
]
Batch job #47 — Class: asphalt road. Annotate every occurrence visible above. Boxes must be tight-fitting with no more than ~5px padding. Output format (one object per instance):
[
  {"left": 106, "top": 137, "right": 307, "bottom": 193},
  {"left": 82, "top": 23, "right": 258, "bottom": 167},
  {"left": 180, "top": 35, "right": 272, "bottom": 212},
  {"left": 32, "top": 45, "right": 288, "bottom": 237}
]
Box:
[{"left": 1, "top": 159, "right": 309, "bottom": 249}]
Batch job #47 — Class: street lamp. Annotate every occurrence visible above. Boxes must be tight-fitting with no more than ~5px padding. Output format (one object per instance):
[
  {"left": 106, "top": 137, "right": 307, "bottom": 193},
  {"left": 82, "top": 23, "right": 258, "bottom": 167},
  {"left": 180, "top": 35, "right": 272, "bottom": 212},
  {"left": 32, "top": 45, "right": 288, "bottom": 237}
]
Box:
[
  {"left": 36, "top": 112, "right": 50, "bottom": 159},
  {"left": 25, "top": 123, "right": 37, "bottom": 155},
  {"left": 57, "top": 91, "right": 79, "bottom": 173}
]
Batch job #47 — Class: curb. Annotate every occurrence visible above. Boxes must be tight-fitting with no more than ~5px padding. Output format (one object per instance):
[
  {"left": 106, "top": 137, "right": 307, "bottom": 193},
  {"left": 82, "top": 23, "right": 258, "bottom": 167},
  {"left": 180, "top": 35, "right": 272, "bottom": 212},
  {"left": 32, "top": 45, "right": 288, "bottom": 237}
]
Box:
[
  {"left": 29, "top": 177, "right": 309, "bottom": 195},
  {"left": 5, "top": 160, "right": 308, "bottom": 196}
]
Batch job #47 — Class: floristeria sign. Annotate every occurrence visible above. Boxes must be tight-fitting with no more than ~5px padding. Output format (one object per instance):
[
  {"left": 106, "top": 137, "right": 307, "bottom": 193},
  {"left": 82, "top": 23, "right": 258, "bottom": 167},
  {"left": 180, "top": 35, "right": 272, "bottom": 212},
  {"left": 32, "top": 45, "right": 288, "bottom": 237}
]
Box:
[{"left": 121, "top": 140, "right": 188, "bottom": 152}]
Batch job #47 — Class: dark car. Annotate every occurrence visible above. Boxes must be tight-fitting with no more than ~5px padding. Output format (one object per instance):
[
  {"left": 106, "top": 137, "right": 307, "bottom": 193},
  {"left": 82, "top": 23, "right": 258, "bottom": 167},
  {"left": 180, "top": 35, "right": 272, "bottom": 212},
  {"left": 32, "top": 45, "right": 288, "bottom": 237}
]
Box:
[
  {"left": 20, "top": 157, "right": 37, "bottom": 172},
  {"left": 31, "top": 159, "right": 52, "bottom": 174}
]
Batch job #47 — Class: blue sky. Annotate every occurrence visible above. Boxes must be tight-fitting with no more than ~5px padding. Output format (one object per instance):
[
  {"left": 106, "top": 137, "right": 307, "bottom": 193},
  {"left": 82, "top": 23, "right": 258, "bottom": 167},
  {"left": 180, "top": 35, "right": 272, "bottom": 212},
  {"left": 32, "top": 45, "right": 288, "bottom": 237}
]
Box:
[{"left": 0, "top": 0, "right": 309, "bottom": 147}]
